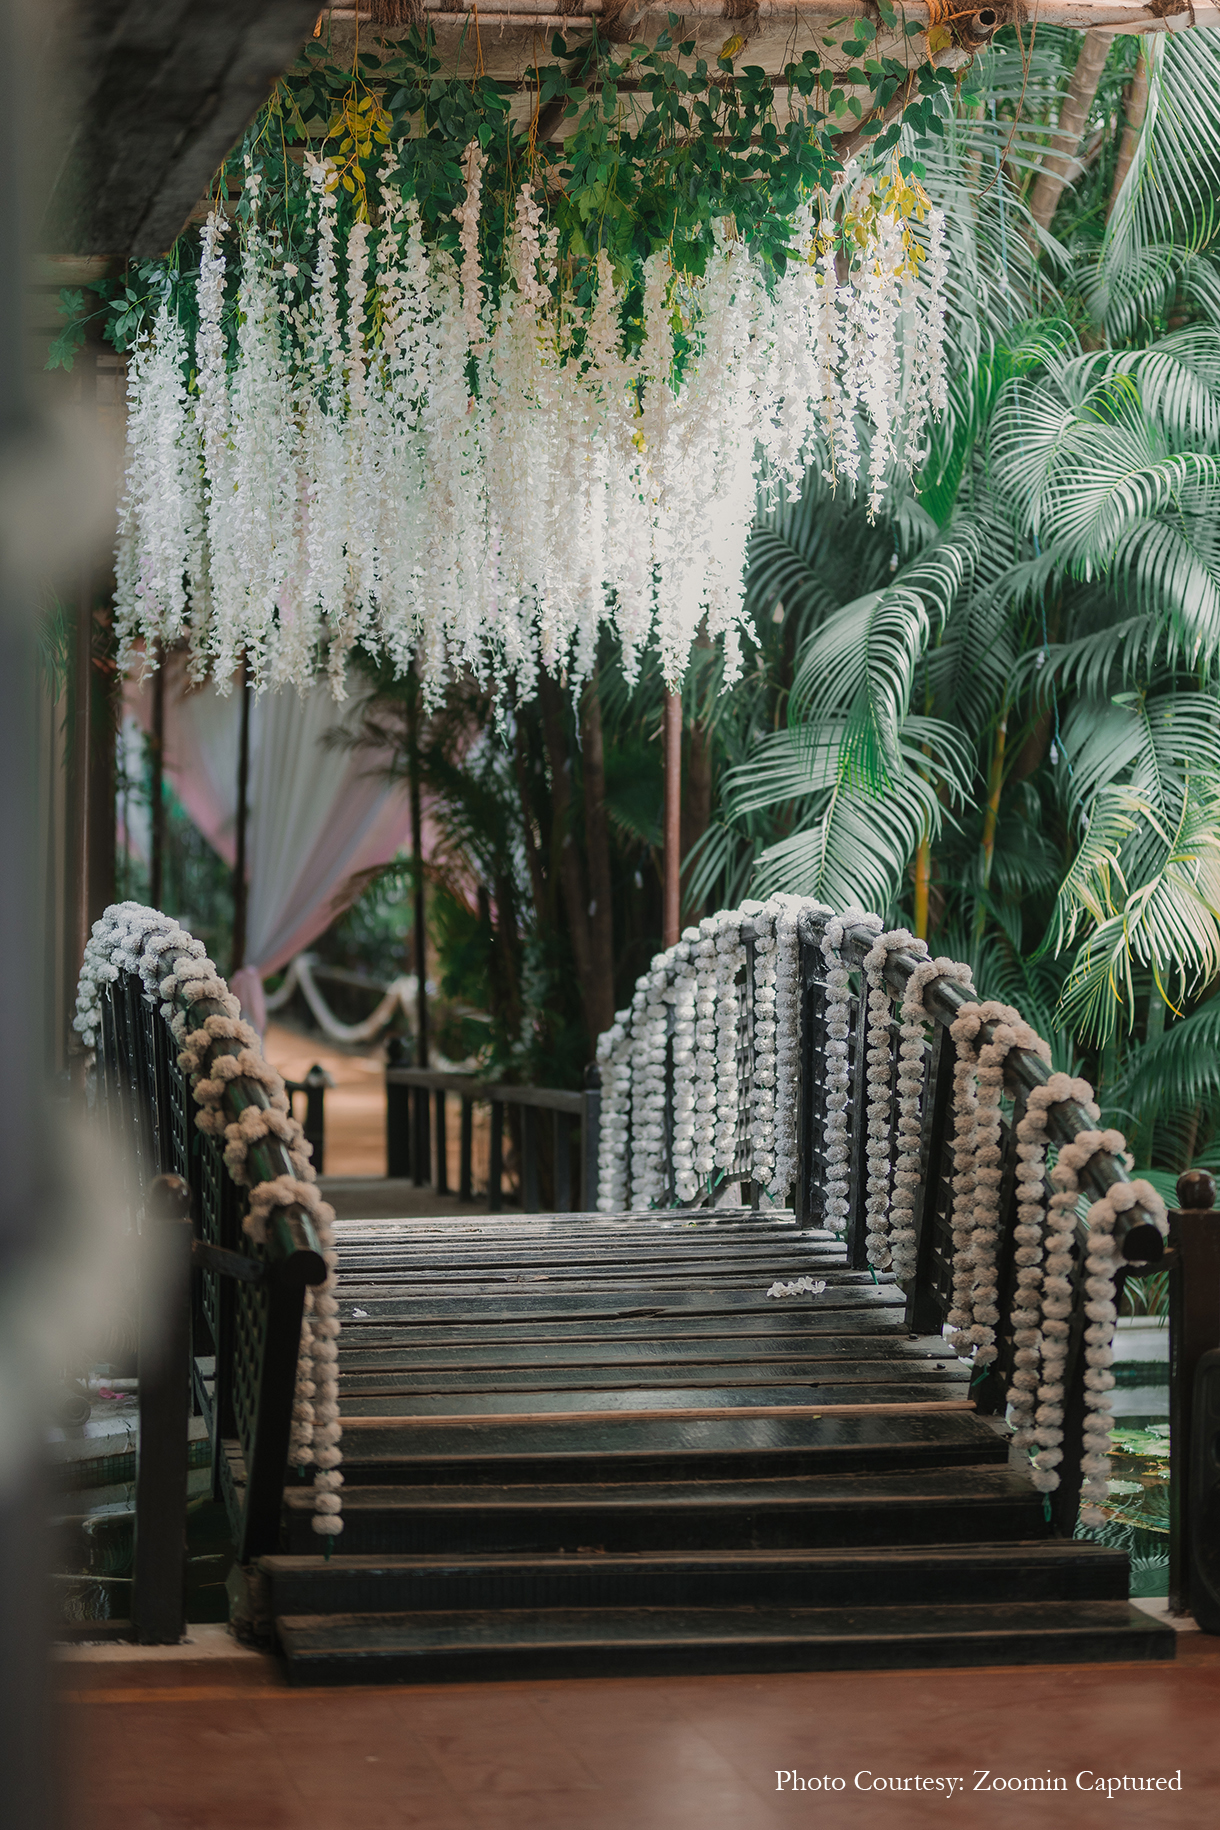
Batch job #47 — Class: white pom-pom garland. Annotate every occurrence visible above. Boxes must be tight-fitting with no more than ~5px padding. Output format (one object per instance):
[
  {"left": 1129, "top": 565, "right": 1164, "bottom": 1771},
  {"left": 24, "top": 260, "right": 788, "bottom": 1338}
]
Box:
[{"left": 75, "top": 901, "right": 344, "bottom": 1540}]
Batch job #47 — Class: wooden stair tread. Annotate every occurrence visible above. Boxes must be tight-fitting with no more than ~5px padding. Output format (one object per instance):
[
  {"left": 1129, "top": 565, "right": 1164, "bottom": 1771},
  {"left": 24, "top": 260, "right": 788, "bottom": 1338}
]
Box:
[
  {"left": 263, "top": 1209, "right": 1172, "bottom": 1679},
  {"left": 335, "top": 1362, "right": 970, "bottom": 1396},
  {"left": 285, "top": 1466, "right": 1036, "bottom": 1512},
  {"left": 321, "top": 1407, "right": 1011, "bottom": 1472},
  {"left": 335, "top": 1332, "right": 958, "bottom": 1370},
  {"left": 274, "top": 1601, "right": 1174, "bottom": 1682}
]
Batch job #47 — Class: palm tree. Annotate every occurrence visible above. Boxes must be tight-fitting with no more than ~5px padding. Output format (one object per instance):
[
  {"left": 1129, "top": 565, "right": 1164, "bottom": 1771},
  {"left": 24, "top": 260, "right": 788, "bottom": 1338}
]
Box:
[{"left": 702, "top": 27, "right": 1220, "bottom": 1181}]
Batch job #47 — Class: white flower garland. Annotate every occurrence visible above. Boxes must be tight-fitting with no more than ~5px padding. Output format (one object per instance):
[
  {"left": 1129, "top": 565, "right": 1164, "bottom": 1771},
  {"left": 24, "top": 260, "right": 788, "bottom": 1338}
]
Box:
[
  {"left": 115, "top": 170, "right": 949, "bottom": 704},
  {"left": 629, "top": 967, "right": 670, "bottom": 1210},
  {"left": 76, "top": 902, "right": 344, "bottom": 1538},
  {"left": 819, "top": 911, "right": 881, "bottom": 1237},
  {"left": 771, "top": 897, "right": 808, "bottom": 1199},
  {"left": 669, "top": 944, "right": 699, "bottom": 1204},
  {"left": 946, "top": 1004, "right": 1051, "bottom": 1368},
  {"left": 750, "top": 908, "right": 779, "bottom": 1187},
  {"left": 690, "top": 923, "right": 720, "bottom": 1187},
  {"left": 591, "top": 896, "right": 1168, "bottom": 1527},
  {"left": 594, "top": 1014, "right": 633, "bottom": 1215},
  {"left": 887, "top": 954, "right": 976, "bottom": 1281},
  {"left": 712, "top": 915, "right": 745, "bottom": 1180}
]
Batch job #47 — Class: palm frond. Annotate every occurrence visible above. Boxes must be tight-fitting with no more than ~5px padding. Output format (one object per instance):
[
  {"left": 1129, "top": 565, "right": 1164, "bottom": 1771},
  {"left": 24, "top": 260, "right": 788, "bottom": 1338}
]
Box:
[{"left": 1097, "top": 29, "right": 1220, "bottom": 333}]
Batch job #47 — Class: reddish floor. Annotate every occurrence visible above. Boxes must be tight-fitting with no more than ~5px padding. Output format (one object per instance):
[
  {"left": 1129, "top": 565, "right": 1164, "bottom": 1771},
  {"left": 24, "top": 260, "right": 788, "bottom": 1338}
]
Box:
[{"left": 62, "top": 1630, "right": 1220, "bottom": 1830}]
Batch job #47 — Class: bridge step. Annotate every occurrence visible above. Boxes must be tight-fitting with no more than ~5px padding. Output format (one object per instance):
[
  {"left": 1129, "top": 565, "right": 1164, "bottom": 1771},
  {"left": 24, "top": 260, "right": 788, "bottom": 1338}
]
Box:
[
  {"left": 273, "top": 1601, "right": 1174, "bottom": 1687},
  {"left": 308, "top": 1408, "right": 1013, "bottom": 1485},
  {"left": 281, "top": 1466, "right": 1047, "bottom": 1556},
  {"left": 258, "top": 1211, "right": 1173, "bottom": 1682},
  {"left": 261, "top": 1540, "right": 1132, "bottom": 1616}
]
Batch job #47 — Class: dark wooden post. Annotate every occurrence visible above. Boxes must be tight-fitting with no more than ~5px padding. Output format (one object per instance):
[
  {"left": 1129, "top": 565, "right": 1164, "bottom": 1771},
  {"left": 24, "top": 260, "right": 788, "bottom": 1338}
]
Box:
[
  {"left": 434, "top": 1088, "right": 448, "bottom": 1194},
  {"left": 408, "top": 692, "right": 428, "bottom": 1071},
  {"left": 385, "top": 1038, "right": 411, "bottom": 1177},
  {"left": 149, "top": 645, "right": 165, "bottom": 910},
  {"left": 581, "top": 1062, "right": 601, "bottom": 1214},
  {"left": 522, "top": 1104, "right": 540, "bottom": 1213},
  {"left": 553, "top": 1110, "right": 571, "bottom": 1212},
  {"left": 133, "top": 1174, "right": 193, "bottom": 1644},
  {"left": 459, "top": 1096, "right": 474, "bottom": 1199},
  {"left": 412, "top": 1086, "right": 431, "bottom": 1186},
  {"left": 302, "top": 1065, "right": 327, "bottom": 1176},
  {"left": 237, "top": 1253, "right": 313, "bottom": 1565},
  {"left": 1169, "top": 1169, "right": 1220, "bottom": 1623},
  {"left": 663, "top": 688, "right": 681, "bottom": 948},
  {"left": 489, "top": 1100, "right": 504, "bottom": 1211},
  {"left": 231, "top": 659, "right": 251, "bottom": 976}
]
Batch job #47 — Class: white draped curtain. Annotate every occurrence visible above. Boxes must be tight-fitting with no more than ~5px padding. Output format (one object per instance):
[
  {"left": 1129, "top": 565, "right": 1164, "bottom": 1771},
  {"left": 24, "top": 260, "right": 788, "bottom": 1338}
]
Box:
[{"left": 127, "top": 655, "right": 412, "bottom": 1028}]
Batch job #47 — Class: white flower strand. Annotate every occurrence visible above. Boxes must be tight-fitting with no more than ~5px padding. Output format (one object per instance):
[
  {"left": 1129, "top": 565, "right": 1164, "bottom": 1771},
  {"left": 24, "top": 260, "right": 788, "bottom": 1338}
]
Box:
[
  {"left": 888, "top": 955, "right": 976, "bottom": 1282},
  {"left": 690, "top": 923, "right": 720, "bottom": 1187},
  {"left": 669, "top": 944, "right": 699, "bottom": 1203},
  {"left": 595, "top": 1013, "right": 633, "bottom": 1215},
  {"left": 946, "top": 1004, "right": 1051, "bottom": 1368},
  {"left": 75, "top": 902, "right": 344, "bottom": 1538},
  {"left": 750, "top": 907, "right": 779, "bottom": 1188},
  {"left": 114, "top": 166, "right": 951, "bottom": 702},
  {"left": 771, "top": 897, "right": 810, "bottom": 1199},
  {"left": 712, "top": 916, "right": 745, "bottom": 1179},
  {"left": 818, "top": 911, "right": 881, "bottom": 1237},
  {"left": 592, "top": 896, "right": 1167, "bottom": 1531}
]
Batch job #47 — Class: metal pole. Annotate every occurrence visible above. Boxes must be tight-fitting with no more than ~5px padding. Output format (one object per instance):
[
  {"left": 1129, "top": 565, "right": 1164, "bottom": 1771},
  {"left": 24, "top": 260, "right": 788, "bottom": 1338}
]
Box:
[
  {"left": 663, "top": 687, "right": 682, "bottom": 947},
  {"left": 231, "top": 659, "right": 250, "bottom": 974},
  {"left": 149, "top": 643, "right": 165, "bottom": 910}
]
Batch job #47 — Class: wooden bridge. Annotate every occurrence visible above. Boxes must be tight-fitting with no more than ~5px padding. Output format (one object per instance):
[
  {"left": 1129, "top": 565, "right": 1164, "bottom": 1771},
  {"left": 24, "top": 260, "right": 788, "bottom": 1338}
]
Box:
[{"left": 87, "top": 899, "right": 1220, "bottom": 1680}]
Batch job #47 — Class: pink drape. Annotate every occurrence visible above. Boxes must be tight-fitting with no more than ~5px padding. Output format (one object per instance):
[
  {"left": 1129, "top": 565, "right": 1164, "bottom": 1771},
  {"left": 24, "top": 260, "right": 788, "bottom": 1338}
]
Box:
[{"left": 126, "top": 655, "right": 414, "bottom": 1019}]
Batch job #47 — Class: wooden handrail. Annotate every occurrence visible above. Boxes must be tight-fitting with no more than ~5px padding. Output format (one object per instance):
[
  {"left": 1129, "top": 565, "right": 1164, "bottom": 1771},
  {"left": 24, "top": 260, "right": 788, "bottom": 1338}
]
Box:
[
  {"left": 385, "top": 1056, "right": 599, "bottom": 1210},
  {"left": 386, "top": 1064, "right": 584, "bottom": 1115},
  {"left": 178, "top": 992, "right": 327, "bottom": 1278}
]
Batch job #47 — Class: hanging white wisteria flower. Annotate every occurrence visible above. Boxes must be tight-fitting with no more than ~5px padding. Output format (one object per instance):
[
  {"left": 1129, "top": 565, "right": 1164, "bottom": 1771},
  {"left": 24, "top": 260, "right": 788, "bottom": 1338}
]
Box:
[{"left": 114, "top": 156, "right": 950, "bottom": 703}]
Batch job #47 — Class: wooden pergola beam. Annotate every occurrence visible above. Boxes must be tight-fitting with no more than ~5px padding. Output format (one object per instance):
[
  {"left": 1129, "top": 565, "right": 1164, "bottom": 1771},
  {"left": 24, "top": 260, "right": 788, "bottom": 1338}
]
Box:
[{"left": 43, "top": 1, "right": 321, "bottom": 261}]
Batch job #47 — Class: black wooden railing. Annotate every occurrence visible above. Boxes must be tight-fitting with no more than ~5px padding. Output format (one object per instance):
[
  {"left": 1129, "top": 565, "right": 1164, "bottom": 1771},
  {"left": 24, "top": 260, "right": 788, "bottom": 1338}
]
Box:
[
  {"left": 94, "top": 963, "right": 326, "bottom": 1638},
  {"left": 599, "top": 910, "right": 1169, "bottom": 1542},
  {"left": 1168, "top": 1171, "right": 1220, "bottom": 1629},
  {"left": 385, "top": 1043, "right": 601, "bottom": 1213},
  {"left": 820, "top": 917, "right": 1166, "bottom": 1538}
]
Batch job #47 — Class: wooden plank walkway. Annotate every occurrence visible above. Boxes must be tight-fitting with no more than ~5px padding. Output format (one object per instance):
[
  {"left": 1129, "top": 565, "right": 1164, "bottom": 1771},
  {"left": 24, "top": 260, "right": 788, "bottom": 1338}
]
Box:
[{"left": 243, "top": 1207, "right": 1175, "bottom": 1684}]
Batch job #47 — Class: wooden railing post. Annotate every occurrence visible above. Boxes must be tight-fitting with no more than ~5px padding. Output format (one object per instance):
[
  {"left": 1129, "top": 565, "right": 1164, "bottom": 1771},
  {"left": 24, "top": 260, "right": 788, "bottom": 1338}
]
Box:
[
  {"left": 237, "top": 1243, "right": 318, "bottom": 1565},
  {"left": 434, "top": 1089, "right": 448, "bottom": 1194},
  {"left": 582, "top": 1063, "right": 601, "bottom": 1214},
  {"left": 553, "top": 1110, "right": 572, "bottom": 1212},
  {"left": 489, "top": 1101, "right": 504, "bottom": 1211},
  {"left": 1169, "top": 1169, "right": 1220, "bottom": 1627},
  {"left": 522, "top": 1105, "right": 540, "bottom": 1212},
  {"left": 302, "top": 1065, "right": 327, "bottom": 1175},
  {"left": 132, "top": 1173, "right": 193, "bottom": 1645},
  {"left": 385, "top": 1035, "right": 411, "bottom": 1177},
  {"left": 412, "top": 1086, "right": 431, "bottom": 1187},
  {"left": 459, "top": 1096, "right": 474, "bottom": 1199}
]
